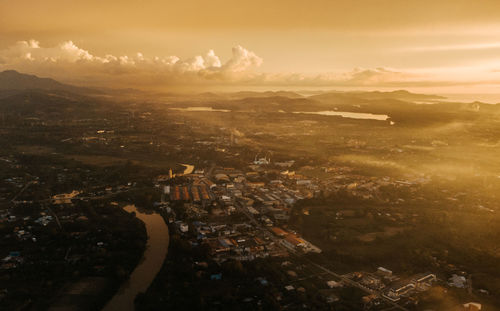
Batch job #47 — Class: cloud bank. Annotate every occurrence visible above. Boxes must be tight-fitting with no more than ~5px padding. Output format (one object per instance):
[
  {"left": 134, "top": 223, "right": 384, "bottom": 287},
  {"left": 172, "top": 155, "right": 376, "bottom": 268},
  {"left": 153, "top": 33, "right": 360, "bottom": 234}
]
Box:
[
  {"left": 0, "top": 40, "right": 265, "bottom": 87},
  {"left": 0, "top": 39, "right": 496, "bottom": 90}
]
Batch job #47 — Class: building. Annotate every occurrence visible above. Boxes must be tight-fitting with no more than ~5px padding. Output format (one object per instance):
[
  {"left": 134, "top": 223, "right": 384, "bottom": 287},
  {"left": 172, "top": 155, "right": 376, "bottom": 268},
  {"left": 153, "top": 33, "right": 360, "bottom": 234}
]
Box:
[
  {"left": 179, "top": 223, "right": 189, "bottom": 233},
  {"left": 271, "top": 227, "right": 288, "bottom": 237},
  {"left": 326, "top": 280, "right": 343, "bottom": 288},
  {"left": 463, "top": 303, "right": 481, "bottom": 311},
  {"left": 191, "top": 186, "right": 201, "bottom": 202},
  {"left": 413, "top": 273, "right": 436, "bottom": 290},
  {"left": 284, "top": 234, "right": 306, "bottom": 248},
  {"left": 254, "top": 156, "right": 270, "bottom": 165},
  {"left": 448, "top": 274, "right": 467, "bottom": 288},
  {"left": 215, "top": 174, "right": 230, "bottom": 182},
  {"left": 383, "top": 281, "right": 415, "bottom": 302}
]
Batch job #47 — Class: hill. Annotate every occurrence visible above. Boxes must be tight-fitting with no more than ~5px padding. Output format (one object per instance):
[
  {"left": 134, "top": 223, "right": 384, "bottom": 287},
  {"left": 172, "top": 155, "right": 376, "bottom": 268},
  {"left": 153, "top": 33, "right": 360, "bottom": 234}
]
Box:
[
  {"left": 310, "top": 90, "right": 445, "bottom": 103},
  {"left": 0, "top": 70, "right": 98, "bottom": 95}
]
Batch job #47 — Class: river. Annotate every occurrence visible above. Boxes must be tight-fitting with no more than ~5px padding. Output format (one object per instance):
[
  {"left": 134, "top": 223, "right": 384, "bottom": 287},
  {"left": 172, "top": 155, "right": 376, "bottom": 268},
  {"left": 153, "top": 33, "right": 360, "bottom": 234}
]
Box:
[
  {"left": 103, "top": 205, "right": 169, "bottom": 311},
  {"left": 180, "top": 163, "right": 194, "bottom": 175}
]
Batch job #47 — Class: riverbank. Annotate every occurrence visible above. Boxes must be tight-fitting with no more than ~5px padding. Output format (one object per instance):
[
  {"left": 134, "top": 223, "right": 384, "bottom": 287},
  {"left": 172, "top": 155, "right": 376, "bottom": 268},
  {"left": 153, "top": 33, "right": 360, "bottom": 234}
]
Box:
[
  {"left": 103, "top": 205, "right": 169, "bottom": 311},
  {"left": 23, "top": 203, "right": 148, "bottom": 311}
]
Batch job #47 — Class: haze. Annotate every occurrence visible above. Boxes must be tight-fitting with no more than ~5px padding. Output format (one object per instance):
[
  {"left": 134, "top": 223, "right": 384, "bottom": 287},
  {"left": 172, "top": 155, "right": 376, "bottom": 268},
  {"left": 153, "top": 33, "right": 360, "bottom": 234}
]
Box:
[
  {"left": 2, "top": 1, "right": 500, "bottom": 310},
  {"left": 2, "top": 0, "right": 500, "bottom": 98}
]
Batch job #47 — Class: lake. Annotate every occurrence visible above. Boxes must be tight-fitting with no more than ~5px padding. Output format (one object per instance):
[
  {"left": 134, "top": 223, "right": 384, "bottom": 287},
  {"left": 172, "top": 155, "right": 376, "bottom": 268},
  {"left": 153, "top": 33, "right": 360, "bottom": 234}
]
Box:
[
  {"left": 168, "top": 106, "right": 390, "bottom": 122},
  {"left": 293, "top": 111, "right": 389, "bottom": 121},
  {"left": 169, "top": 107, "right": 230, "bottom": 112}
]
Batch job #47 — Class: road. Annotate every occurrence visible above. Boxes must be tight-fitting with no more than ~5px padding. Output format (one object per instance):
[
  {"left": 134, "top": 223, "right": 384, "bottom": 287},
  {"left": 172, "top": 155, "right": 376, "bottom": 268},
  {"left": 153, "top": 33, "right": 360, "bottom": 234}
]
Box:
[
  {"left": 9, "top": 180, "right": 36, "bottom": 203},
  {"left": 303, "top": 259, "right": 408, "bottom": 311},
  {"left": 45, "top": 204, "right": 62, "bottom": 230},
  {"left": 206, "top": 162, "right": 216, "bottom": 178},
  {"left": 236, "top": 203, "right": 287, "bottom": 247},
  {"left": 236, "top": 202, "right": 409, "bottom": 311}
]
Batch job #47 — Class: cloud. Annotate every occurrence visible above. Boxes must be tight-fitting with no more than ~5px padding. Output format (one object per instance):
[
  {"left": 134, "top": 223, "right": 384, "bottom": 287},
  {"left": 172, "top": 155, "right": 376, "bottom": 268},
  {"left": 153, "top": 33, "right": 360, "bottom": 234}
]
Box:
[
  {"left": 222, "top": 45, "right": 263, "bottom": 72},
  {"left": 0, "top": 40, "right": 264, "bottom": 88},
  {"left": 204, "top": 50, "right": 222, "bottom": 68},
  {"left": 2, "top": 40, "right": 94, "bottom": 63},
  {"left": 342, "top": 67, "right": 417, "bottom": 85},
  {"left": 401, "top": 42, "right": 500, "bottom": 52},
  {"left": 1, "top": 39, "right": 499, "bottom": 90},
  {"left": 244, "top": 67, "right": 422, "bottom": 88}
]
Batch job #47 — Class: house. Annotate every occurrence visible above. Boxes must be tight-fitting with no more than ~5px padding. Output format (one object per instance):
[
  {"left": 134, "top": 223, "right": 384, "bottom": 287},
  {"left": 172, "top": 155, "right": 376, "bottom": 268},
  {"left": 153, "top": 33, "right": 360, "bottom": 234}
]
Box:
[
  {"left": 179, "top": 223, "right": 189, "bottom": 233},
  {"left": 284, "top": 234, "right": 306, "bottom": 247},
  {"left": 296, "top": 179, "right": 311, "bottom": 186},
  {"left": 412, "top": 273, "right": 436, "bottom": 290},
  {"left": 271, "top": 227, "right": 288, "bottom": 237},
  {"left": 448, "top": 274, "right": 467, "bottom": 288},
  {"left": 254, "top": 157, "right": 270, "bottom": 165},
  {"left": 237, "top": 197, "right": 254, "bottom": 207},
  {"left": 318, "top": 290, "right": 340, "bottom": 304},
  {"left": 360, "top": 274, "right": 384, "bottom": 290},
  {"left": 362, "top": 294, "right": 377, "bottom": 304},
  {"left": 263, "top": 217, "right": 274, "bottom": 226},
  {"left": 275, "top": 160, "right": 295, "bottom": 168},
  {"left": 215, "top": 174, "right": 230, "bottom": 182},
  {"left": 246, "top": 206, "right": 260, "bottom": 215},
  {"left": 246, "top": 181, "right": 266, "bottom": 188},
  {"left": 463, "top": 303, "right": 481, "bottom": 311},
  {"left": 383, "top": 281, "right": 415, "bottom": 301},
  {"left": 326, "top": 280, "right": 343, "bottom": 288}
]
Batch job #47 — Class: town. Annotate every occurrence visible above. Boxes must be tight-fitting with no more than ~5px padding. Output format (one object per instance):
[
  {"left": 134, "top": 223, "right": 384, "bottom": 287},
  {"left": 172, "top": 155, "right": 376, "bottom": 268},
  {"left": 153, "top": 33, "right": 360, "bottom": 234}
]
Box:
[
  {"left": 145, "top": 153, "right": 479, "bottom": 310},
  {"left": 0, "top": 75, "right": 498, "bottom": 310}
]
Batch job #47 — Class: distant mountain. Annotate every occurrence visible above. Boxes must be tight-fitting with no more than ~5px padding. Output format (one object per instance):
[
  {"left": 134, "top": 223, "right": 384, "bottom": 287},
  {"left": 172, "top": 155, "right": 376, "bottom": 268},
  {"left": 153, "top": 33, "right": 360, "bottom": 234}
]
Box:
[
  {"left": 0, "top": 90, "right": 83, "bottom": 114},
  {"left": 0, "top": 88, "right": 125, "bottom": 120},
  {"left": 148, "top": 90, "right": 305, "bottom": 103},
  {"left": 310, "top": 90, "right": 445, "bottom": 103},
  {"left": 353, "top": 90, "right": 446, "bottom": 101},
  {"left": 227, "top": 91, "right": 303, "bottom": 99},
  {"left": 177, "top": 91, "right": 304, "bottom": 101},
  {"left": 0, "top": 70, "right": 97, "bottom": 95}
]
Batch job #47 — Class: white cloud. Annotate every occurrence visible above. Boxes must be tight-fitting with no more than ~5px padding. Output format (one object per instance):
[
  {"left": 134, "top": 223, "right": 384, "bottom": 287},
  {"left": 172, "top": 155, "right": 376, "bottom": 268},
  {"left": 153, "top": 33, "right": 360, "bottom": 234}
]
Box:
[
  {"left": 222, "top": 45, "right": 263, "bottom": 72},
  {"left": 401, "top": 42, "right": 500, "bottom": 52},
  {"left": 0, "top": 40, "right": 259, "bottom": 74},
  {"left": 204, "top": 49, "right": 222, "bottom": 68},
  {"left": 0, "top": 40, "right": 266, "bottom": 88},
  {"left": 343, "top": 67, "right": 417, "bottom": 85},
  {"left": 244, "top": 67, "right": 422, "bottom": 88},
  {"left": 2, "top": 39, "right": 498, "bottom": 90}
]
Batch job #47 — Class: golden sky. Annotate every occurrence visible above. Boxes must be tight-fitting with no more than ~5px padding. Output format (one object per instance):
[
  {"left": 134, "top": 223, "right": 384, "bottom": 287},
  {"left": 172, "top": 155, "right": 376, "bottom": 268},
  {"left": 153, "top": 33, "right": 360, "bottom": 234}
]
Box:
[{"left": 2, "top": 0, "right": 500, "bottom": 95}]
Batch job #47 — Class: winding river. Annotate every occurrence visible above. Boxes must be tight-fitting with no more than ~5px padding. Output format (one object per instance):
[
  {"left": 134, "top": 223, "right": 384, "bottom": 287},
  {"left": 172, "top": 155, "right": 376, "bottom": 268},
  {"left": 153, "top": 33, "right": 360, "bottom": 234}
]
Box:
[
  {"left": 103, "top": 205, "right": 169, "bottom": 311},
  {"left": 180, "top": 163, "right": 194, "bottom": 175}
]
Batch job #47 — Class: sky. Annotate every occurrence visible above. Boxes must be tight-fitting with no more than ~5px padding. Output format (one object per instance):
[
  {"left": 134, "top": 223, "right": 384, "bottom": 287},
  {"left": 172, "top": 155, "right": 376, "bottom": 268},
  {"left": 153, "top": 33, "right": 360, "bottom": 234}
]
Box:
[{"left": 2, "top": 0, "right": 500, "bottom": 97}]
